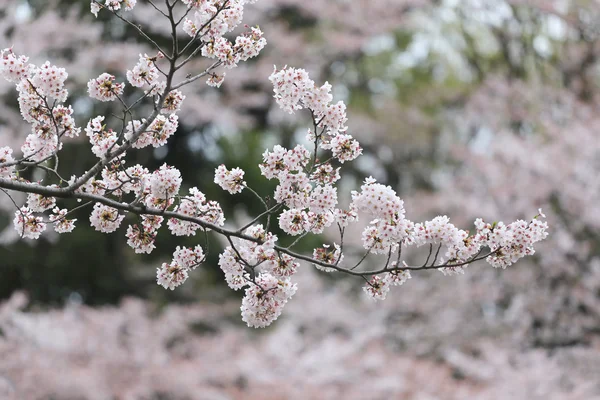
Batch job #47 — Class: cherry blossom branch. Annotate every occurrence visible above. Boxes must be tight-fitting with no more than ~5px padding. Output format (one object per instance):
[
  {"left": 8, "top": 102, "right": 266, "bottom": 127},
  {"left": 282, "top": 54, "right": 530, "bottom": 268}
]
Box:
[
  {"left": 0, "top": 175, "right": 497, "bottom": 276},
  {"left": 0, "top": 1, "right": 549, "bottom": 328}
]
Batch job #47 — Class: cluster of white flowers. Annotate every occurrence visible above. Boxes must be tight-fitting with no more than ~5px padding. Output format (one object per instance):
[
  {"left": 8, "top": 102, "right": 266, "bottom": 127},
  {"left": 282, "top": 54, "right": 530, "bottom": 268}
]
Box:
[
  {"left": 0, "top": 48, "right": 77, "bottom": 165},
  {"left": 126, "top": 224, "right": 157, "bottom": 254},
  {"left": 161, "top": 90, "right": 185, "bottom": 114},
  {"left": 206, "top": 72, "right": 226, "bottom": 88},
  {"left": 48, "top": 208, "right": 77, "bottom": 234},
  {"left": 241, "top": 272, "right": 297, "bottom": 328},
  {"left": 259, "top": 144, "right": 310, "bottom": 180},
  {"left": 216, "top": 225, "right": 301, "bottom": 327},
  {"left": 16, "top": 78, "right": 45, "bottom": 124},
  {"left": 87, "top": 73, "right": 124, "bottom": 102},
  {"left": 127, "top": 53, "right": 161, "bottom": 88},
  {"left": 124, "top": 115, "right": 179, "bottom": 149},
  {"left": 31, "top": 61, "right": 69, "bottom": 102},
  {"left": 91, "top": 0, "right": 137, "bottom": 17},
  {"left": 273, "top": 172, "right": 312, "bottom": 209},
  {"left": 278, "top": 209, "right": 309, "bottom": 236},
  {"left": 85, "top": 116, "right": 120, "bottom": 159},
  {"left": 20, "top": 131, "right": 61, "bottom": 162},
  {"left": 180, "top": 0, "right": 264, "bottom": 83},
  {"left": 0, "top": 48, "right": 34, "bottom": 83},
  {"left": 218, "top": 246, "right": 248, "bottom": 290},
  {"left": 312, "top": 244, "right": 343, "bottom": 272},
  {"left": 363, "top": 266, "right": 412, "bottom": 302},
  {"left": 13, "top": 206, "right": 46, "bottom": 239},
  {"left": 475, "top": 216, "right": 549, "bottom": 269},
  {"left": 214, "top": 165, "right": 246, "bottom": 194},
  {"left": 52, "top": 106, "right": 80, "bottom": 138},
  {"left": 323, "top": 133, "right": 362, "bottom": 163},
  {"left": 0, "top": 147, "right": 15, "bottom": 177},
  {"left": 156, "top": 245, "right": 205, "bottom": 290},
  {"left": 89, "top": 203, "right": 125, "bottom": 233},
  {"left": 149, "top": 164, "right": 182, "bottom": 200},
  {"left": 166, "top": 187, "right": 225, "bottom": 236},
  {"left": 351, "top": 177, "right": 413, "bottom": 254},
  {"left": 27, "top": 192, "right": 56, "bottom": 212}
]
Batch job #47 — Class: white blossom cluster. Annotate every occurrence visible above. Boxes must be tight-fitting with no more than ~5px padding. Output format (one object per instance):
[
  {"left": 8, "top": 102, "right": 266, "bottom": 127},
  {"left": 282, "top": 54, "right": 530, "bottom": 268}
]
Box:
[
  {"left": 181, "top": 0, "right": 265, "bottom": 81},
  {"left": 91, "top": 0, "right": 137, "bottom": 18},
  {"left": 157, "top": 245, "right": 205, "bottom": 290}
]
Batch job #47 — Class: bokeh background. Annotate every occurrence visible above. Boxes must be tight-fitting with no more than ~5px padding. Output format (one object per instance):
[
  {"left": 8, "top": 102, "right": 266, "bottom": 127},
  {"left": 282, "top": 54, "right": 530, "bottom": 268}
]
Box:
[{"left": 1, "top": 0, "right": 599, "bottom": 398}]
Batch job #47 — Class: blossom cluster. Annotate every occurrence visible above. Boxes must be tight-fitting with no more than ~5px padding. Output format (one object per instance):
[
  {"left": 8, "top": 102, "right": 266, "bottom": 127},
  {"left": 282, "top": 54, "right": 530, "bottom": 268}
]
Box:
[
  {"left": 91, "top": 0, "right": 137, "bottom": 18},
  {"left": 157, "top": 245, "right": 205, "bottom": 290},
  {"left": 180, "top": 0, "right": 265, "bottom": 82},
  {"left": 0, "top": 48, "right": 74, "bottom": 164},
  {"left": 127, "top": 53, "right": 161, "bottom": 88}
]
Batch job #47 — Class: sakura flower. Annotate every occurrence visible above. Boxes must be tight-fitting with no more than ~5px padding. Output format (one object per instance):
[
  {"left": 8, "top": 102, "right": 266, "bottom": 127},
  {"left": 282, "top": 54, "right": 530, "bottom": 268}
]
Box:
[
  {"left": 52, "top": 105, "right": 80, "bottom": 138},
  {"left": 156, "top": 262, "right": 189, "bottom": 290},
  {"left": 269, "top": 66, "right": 314, "bottom": 113},
  {"left": 126, "top": 224, "right": 157, "bottom": 254},
  {"left": 241, "top": 273, "right": 297, "bottom": 328},
  {"left": 319, "top": 101, "right": 348, "bottom": 135},
  {"left": 266, "top": 253, "right": 299, "bottom": 278},
  {"left": 214, "top": 165, "right": 246, "bottom": 194},
  {"left": 309, "top": 184, "right": 338, "bottom": 214},
  {"left": 167, "top": 187, "right": 225, "bottom": 236},
  {"left": 219, "top": 249, "right": 248, "bottom": 291},
  {"left": 278, "top": 209, "right": 309, "bottom": 236},
  {"left": 21, "top": 133, "right": 61, "bottom": 162},
  {"left": 127, "top": 54, "right": 160, "bottom": 88},
  {"left": 363, "top": 275, "right": 390, "bottom": 301},
  {"left": 89, "top": 203, "right": 125, "bottom": 233},
  {"left": 161, "top": 90, "right": 185, "bottom": 114},
  {"left": 274, "top": 172, "right": 312, "bottom": 209},
  {"left": 149, "top": 164, "right": 182, "bottom": 200},
  {"left": 0, "top": 47, "right": 34, "bottom": 83},
  {"left": 313, "top": 243, "right": 343, "bottom": 272},
  {"left": 334, "top": 208, "right": 359, "bottom": 227},
  {"left": 27, "top": 193, "right": 56, "bottom": 212},
  {"left": 206, "top": 72, "right": 226, "bottom": 87},
  {"left": 85, "top": 116, "right": 119, "bottom": 159},
  {"left": 146, "top": 115, "right": 179, "bottom": 147},
  {"left": 90, "top": 2, "right": 101, "bottom": 17},
  {"left": 49, "top": 207, "right": 76, "bottom": 234},
  {"left": 326, "top": 134, "right": 362, "bottom": 163},
  {"left": 306, "top": 211, "right": 335, "bottom": 234},
  {"left": 172, "top": 245, "right": 205, "bottom": 269},
  {"left": 102, "top": 0, "right": 136, "bottom": 12},
  {"left": 385, "top": 265, "right": 411, "bottom": 286},
  {"left": 118, "top": 164, "right": 149, "bottom": 195},
  {"left": 351, "top": 177, "right": 405, "bottom": 220},
  {"left": 361, "top": 225, "right": 398, "bottom": 254},
  {"left": 31, "top": 62, "right": 69, "bottom": 102},
  {"left": 0, "top": 147, "right": 16, "bottom": 177},
  {"left": 141, "top": 215, "right": 164, "bottom": 231},
  {"left": 259, "top": 145, "right": 289, "bottom": 179},
  {"left": 87, "top": 73, "right": 124, "bottom": 102},
  {"left": 13, "top": 206, "right": 46, "bottom": 239},
  {"left": 311, "top": 163, "right": 341, "bottom": 185},
  {"left": 304, "top": 81, "right": 333, "bottom": 115},
  {"left": 235, "top": 27, "right": 267, "bottom": 61}
]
